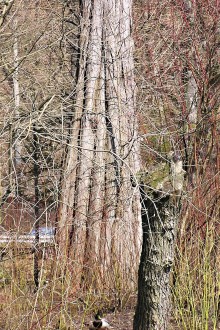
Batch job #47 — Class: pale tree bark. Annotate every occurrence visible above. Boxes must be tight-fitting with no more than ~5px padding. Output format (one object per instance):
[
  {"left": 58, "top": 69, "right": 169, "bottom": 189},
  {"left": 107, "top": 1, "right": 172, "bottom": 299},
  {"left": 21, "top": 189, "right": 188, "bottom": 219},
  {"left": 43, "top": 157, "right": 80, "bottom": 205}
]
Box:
[
  {"left": 13, "top": 28, "right": 21, "bottom": 166},
  {"left": 12, "top": 20, "right": 22, "bottom": 195},
  {"left": 133, "top": 154, "right": 185, "bottom": 330},
  {"left": 58, "top": 0, "right": 141, "bottom": 288}
]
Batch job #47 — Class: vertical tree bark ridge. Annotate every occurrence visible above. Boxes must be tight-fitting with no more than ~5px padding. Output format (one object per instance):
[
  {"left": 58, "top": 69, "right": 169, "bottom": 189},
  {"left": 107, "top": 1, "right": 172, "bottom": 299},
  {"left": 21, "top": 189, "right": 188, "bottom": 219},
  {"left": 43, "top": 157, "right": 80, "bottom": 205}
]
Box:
[
  {"left": 134, "top": 156, "right": 184, "bottom": 329},
  {"left": 58, "top": 0, "right": 141, "bottom": 289},
  {"left": 58, "top": 0, "right": 92, "bottom": 258},
  {"left": 102, "top": 0, "right": 141, "bottom": 282}
]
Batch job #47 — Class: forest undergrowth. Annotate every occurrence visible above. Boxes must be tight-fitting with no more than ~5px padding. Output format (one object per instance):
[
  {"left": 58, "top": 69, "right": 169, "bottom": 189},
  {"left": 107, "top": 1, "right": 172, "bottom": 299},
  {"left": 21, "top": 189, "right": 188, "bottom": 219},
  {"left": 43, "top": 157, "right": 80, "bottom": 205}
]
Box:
[{"left": 0, "top": 221, "right": 219, "bottom": 330}]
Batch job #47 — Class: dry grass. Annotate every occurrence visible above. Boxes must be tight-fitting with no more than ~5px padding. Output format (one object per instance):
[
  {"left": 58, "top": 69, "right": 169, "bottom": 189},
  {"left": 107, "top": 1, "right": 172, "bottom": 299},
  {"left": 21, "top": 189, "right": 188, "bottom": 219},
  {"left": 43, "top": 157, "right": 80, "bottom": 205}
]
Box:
[
  {"left": 172, "top": 224, "right": 220, "bottom": 330},
  {"left": 0, "top": 244, "right": 137, "bottom": 330},
  {"left": 0, "top": 223, "right": 220, "bottom": 330}
]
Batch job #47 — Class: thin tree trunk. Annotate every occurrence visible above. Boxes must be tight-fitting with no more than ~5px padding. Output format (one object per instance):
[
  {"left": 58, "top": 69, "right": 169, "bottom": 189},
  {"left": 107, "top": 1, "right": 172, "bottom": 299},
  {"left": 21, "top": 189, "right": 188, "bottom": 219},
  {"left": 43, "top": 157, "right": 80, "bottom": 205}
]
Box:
[
  {"left": 33, "top": 124, "right": 40, "bottom": 291},
  {"left": 180, "top": 0, "right": 198, "bottom": 236},
  {"left": 12, "top": 19, "right": 22, "bottom": 196},
  {"left": 58, "top": 0, "right": 141, "bottom": 289}
]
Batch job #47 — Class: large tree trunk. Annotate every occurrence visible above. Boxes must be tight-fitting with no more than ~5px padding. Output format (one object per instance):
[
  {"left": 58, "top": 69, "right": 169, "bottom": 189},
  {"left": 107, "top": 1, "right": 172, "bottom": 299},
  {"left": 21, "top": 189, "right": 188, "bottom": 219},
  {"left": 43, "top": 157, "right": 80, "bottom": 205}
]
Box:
[
  {"left": 58, "top": 0, "right": 141, "bottom": 289},
  {"left": 133, "top": 154, "right": 184, "bottom": 329}
]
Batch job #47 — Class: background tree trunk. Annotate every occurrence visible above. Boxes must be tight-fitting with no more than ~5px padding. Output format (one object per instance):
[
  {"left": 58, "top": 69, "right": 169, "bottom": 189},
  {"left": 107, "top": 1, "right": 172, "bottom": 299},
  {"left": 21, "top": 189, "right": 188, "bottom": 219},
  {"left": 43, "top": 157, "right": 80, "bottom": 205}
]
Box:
[
  {"left": 58, "top": 0, "right": 141, "bottom": 289},
  {"left": 33, "top": 123, "right": 40, "bottom": 291},
  {"left": 12, "top": 18, "right": 22, "bottom": 196}
]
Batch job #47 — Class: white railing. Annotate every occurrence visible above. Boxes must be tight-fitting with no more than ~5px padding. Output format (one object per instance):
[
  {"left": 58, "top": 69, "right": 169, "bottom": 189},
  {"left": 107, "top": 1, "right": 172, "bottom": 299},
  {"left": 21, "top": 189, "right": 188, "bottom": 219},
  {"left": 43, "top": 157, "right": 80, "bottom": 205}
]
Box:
[{"left": 0, "top": 234, "right": 55, "bottom": 244}]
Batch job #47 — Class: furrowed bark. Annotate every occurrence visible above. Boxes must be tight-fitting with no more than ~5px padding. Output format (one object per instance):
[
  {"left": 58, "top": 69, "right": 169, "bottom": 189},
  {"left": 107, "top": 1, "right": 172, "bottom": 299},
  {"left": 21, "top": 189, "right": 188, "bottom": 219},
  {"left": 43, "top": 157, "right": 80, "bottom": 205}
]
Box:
[
  {"left": 58, "top": 0, "right": 141, "bottom": 289},
  {"left": 134, "top": 154, "right": 184, "bottom": 330}
]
